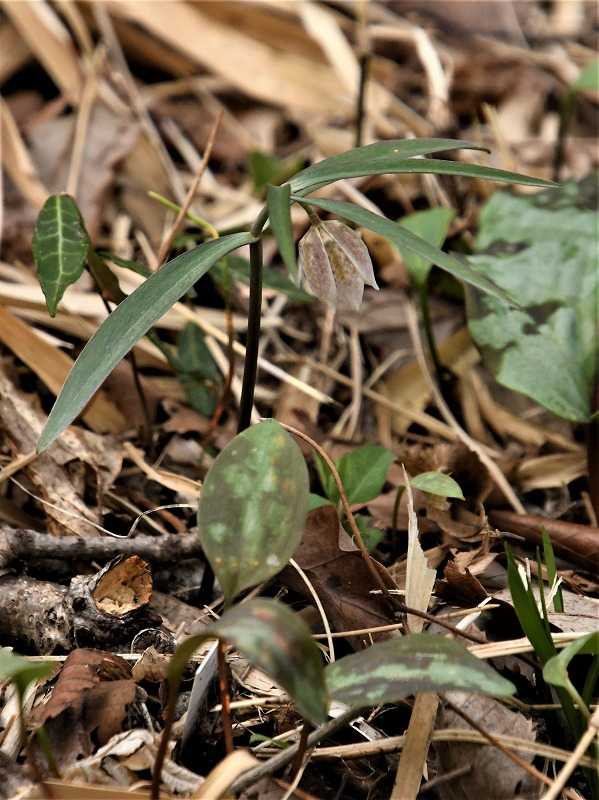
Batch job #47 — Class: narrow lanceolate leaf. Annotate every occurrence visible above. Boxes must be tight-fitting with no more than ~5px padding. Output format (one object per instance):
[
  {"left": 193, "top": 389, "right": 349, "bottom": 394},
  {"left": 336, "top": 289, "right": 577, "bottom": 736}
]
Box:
[
  {"left": 290, "top": 139, "right": 487, "bottom": 195},
  {"left": 198, "top": 419, "right": 309, "bottom": 602},
  {"left": 293, "top": 196, "right": 516, "bottom": 305},
  {"left": 38, "top": 233, "right": 253, "bottom": 453},
  {"left": 209, "top": 600, "right": 328, "bottom": 724},
  {"left": 32, "top": 194, "right": 90, "bottom": 316},
  {"left": 290, "top": 140, "right": 555, "bottom": 196},
  {"left": 326, "top": 633, "right": 515, "bottom": 710},
  {"left": 410, "top": 471, "right": 464, "bottom": 500},
  {"left": 267, "top": 183, "right": 297, "bottom": 278}
]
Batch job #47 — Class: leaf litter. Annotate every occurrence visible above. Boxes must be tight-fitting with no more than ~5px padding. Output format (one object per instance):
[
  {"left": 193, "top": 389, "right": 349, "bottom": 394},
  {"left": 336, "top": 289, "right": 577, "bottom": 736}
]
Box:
[{"left": 0, "top": 2, "right": 598, "bottom": 799}]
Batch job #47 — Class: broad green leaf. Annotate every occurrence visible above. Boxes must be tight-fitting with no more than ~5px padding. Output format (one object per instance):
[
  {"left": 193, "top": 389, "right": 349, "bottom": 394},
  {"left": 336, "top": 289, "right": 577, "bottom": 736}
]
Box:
[
  {"left": 176, "top": 324, "right": 221, "bottom": 416},
  {"left": 0, "top": 649, "right": 54, "bottom": 697},
  {"left": 208, "top": 600, "right": 328, "bottom": 724},
  {"left": 197, "top": 419, "right": 309, "bottom": 601},
  {"left": 292, "top": 196, "right": 516, "bottom": 304},
  {"left": 573, "top": 60, "right": 599, "bottom": 92},
  {"left": 543, "top": 632, "right": 599, "bottom": 714},
  {"left": 326, "top": 633, "right": 515, "bottom": 709},
  {"left": 212, "top": 256, "right": 313, "bottom": 303},
  {"left": 410, "top": 471, "right": 464, "bottom": 500},
  {"left": 167, "top": 600, "right": 328, "bottom": 726},
  {"left": 38, "top": 232, "right": 253, "bottom": 452},
  {"left": 32, "top": 194, "right": 90, "bottom": 316},
  {"left": 291, "top": 139, "right": 555, "bottom": 196},
  {"left": 267, "top": 184, "right": 297, "bottom": 278},
  {"left": 466, "top": 179, "right": 598, "bottom": 422},
  {"left": 505, "top": 544, "right": 556, "bottom": 664},
  {"left": 337, "top": 444, "right": 395, "bottom": 505},
  {"left": 309, "top": 493, "right": 332, "bottom": 511},
  {"left": 398, "top": 207, "right": 455, "bottom": 287},
  {"left": 290, "top": 139, "right": 485, "bottom": 195}
]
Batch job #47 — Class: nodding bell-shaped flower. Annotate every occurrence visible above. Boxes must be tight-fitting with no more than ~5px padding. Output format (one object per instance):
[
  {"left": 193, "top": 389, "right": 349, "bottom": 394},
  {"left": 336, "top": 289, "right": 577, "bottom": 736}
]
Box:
[{"left": 298, "top": 221, "right": 378, "bottom": 311}]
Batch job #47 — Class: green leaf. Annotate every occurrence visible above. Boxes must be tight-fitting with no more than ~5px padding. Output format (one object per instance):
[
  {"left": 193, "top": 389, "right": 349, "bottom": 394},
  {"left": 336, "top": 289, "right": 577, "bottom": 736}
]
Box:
[
  {"left": 0, "top": 649, "right": 54, "bottom": 697},
  {"left": 38, "top": 232, "right": 253, "bottom": 453},
  {"left": 355, "top": 514, "right": 383, "bottom": 552},
  {"left": 466, "top": 179, "right": 598, "bottom": 422},
  {"left": 398, "top": 207, "right": 455, "bottom": 287},
  {"left": 292, "top": 196, "right": 516, "bottom": 305},
  {"left": 290, "top": 139, "right": 484, "bottom": 195},
  {"left": 168, "top": 600, "right": 328, "bottom": 726},
  {"left": 267, "top": 184, "right": 297, "bottom": 278},
  {"left": 410, "top": 471, "right": 464, "bottom": 500},
  {"left": 32, "top": 194, "right": 90, "bottom": 316},
  {"left": 309, "top": 493, "right": 332, "bottom": 511},
  {"left": 209, "top": 600, "right": 328, "bottom": 724},
  {"left": 337, "top": 444, "right": 395, "bottom": 505},
  {"left": 543, "top": 632, "right": 599, "bottom": 715},
  {"left": 290, "top": 139, "right": 555, "bottom": 196},
  {"left": 542, "top": 530, "right": 564, "bottom": 613},
  {"left": 177, "top": 324, "right": 220, "bottom": 382},
  {"left": 326, "top": 633, "right": 515, "bottom": 710},
  {"left": 197, "top": 419, "right": 309, "bottom": 601},
  {"left": 505, "top": 544, "right": 556, "bottom": 664},
  {"left": 249, "top": 150, "right": 287, "bottom": 193},
  {"left": 573, "top": 60, "right": 599, "bottom": 92},
  {"left": 96, "top": 251, "right": 152, "bottom": 278}
]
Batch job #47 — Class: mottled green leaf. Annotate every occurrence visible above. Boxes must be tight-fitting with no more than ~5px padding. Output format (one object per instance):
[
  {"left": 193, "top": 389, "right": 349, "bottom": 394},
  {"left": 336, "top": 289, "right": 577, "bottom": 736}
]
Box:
[
  {"left": 267, "top": 184, "right": 297, "bottom": 278},
  {"left": 197, "top": 419, "right": 309, "bottom": 601},
  {"left": 32, "top": 194, "right": 90, "bottom": 316},
  {"left": 410, "top": 471, "right": 464, "bottom": 500},
  {"left": 326, "top": 633, "right": 515, "bottom": 709},
  {"left": 398, "top": 207, "right": 455, "bottom": 287},
  {"left": 210, "top": 600, "right": 328, "bottom": 724},
  {"left": 573, "top": 60, "right": 599, "bottom": 92},
  {"left": 292, "top": 196, "right": 516, "bottom": 304},
  {"left": 0, "top": 649, "right": 54, "bottom": 697},
  {"left": 290, "top": 139, "right": 554, "bottom": 196},
  {"left": 543, "top": 632, "right": 599, "bottom": 713},
  {"left": 466, "top": 179, "right": 598, "bottom": 422},
  {"left": 38, "top": 232, "right": 253, "bottom": 453}
]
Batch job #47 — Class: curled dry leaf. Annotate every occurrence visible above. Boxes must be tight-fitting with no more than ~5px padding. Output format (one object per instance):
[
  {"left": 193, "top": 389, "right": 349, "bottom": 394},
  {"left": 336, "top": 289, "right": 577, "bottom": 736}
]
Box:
[
  {"left": 92, "top": 555, "right": 152, "bottom": 617},
  {"left": 30, "top": 649, "right": 139, "bottom": 771}
]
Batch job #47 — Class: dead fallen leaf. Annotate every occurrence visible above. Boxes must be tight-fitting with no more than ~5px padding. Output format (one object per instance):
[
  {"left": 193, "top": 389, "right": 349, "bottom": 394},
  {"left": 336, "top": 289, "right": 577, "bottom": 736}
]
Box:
[
  {"left": 279, "top": 506, "right": 396, "bottom": 649},
  {"left": 92, "top": 555, "right": 152, "bottom": 617}
]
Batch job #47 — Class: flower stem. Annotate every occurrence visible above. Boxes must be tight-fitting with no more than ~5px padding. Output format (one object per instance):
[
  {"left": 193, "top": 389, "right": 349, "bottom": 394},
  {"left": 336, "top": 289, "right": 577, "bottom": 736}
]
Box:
[
  {"left": 418, "top": 282, "right": 444, "bottom": 382},
  {"left": 237, "top": 207, "right": 269, "bottom": 433}
]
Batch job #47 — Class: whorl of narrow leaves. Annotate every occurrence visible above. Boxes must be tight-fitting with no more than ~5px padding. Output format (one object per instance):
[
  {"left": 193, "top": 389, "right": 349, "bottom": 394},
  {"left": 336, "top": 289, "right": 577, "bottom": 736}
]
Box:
[
  {"left": 326, "top": 633, "right": 515, "bottom": 709},
  {"left": 33, "top": 194, "right": 90, "bottom": 317},
  {"left": 197, "top": 420, "right": 309, "bottom": 602}
]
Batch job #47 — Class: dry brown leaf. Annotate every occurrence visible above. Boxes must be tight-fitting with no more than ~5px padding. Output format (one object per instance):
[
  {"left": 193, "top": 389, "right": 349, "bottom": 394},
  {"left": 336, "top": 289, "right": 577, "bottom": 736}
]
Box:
[
  {"left": 0, "top": 97, "right": 48, "bottom": 209},
  {"left": 92, "top": 555, "right": 152, "bottom": 617},
  {"left": 434, "top": 692, "right": 541, "bottom": 800},
  {"left": 0, "top": 306, "right": 126, "bottom": 434},
  {"left": 278, "top": 506, "right": 396, "bottom": 649},
  {"left": 0, "top": 20, "right": 31, "bottom": 84},
  {"left": 404, "top": 466, "right": 436, "bottom": 632},
  {"left": 0, "top": 366, "right": 122, "bottom": 536},
  {"left": 515, "top": 452, "right": 587, "bottom": 493}
]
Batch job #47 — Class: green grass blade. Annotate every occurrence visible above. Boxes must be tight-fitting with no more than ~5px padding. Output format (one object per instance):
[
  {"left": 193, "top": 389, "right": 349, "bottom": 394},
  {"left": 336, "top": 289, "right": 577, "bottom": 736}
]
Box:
[
  {"left": 267, "top": 183, "right": 297, "bottom": 278},
  {"left": 38, "top": 232, "right": 253, "bottom": 453},
  {"left": 542, "top": 529, "right": 564, "bottom": 613},
  {"left": 292, "top": 196, "right": 515, "bottom": 304}
]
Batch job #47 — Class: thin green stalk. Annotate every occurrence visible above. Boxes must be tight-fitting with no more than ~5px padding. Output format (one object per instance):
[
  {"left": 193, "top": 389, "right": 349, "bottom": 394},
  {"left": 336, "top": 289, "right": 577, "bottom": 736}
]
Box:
[{"left": 418, "top": 282, "right": 444, "bottom": 382}]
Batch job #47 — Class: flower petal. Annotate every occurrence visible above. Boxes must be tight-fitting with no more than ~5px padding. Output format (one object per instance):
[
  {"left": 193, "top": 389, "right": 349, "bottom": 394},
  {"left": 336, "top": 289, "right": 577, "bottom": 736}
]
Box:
[
  {"left": 324, "top": 221, "right": 379, "bottom": 290},
  {"left": 298, "top": 226, "right": 337, "bottom": 306}
]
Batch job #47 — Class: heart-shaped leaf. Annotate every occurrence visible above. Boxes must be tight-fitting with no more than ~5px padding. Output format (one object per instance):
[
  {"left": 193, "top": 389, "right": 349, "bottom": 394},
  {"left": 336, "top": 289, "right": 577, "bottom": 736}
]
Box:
[
  {"left": 466, "top": 179, "right": 597, "bottom": 422},
  {"left": 38, "top": 232, "right": 253, "bottom": 453},
  {"left": 32, "top": 194, "right": 90, "bottom": 317},
  {"left": 198, "top": 419, "right": 309, "bottom": 601},
  {"left": 167, "top": 599, "right": 328, "bottom": 726},
  {"left": 326, "top": 633, "right": 515, "bottom": 709},
  {"left": 292, "top": 196, "right": 516, "bottom": 305},
  {"left": 411, "top": 471, "right": 464, "bottom": 500},
  {"left": 267, "top": 183, "right": 297, "bottom": 278}
]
